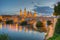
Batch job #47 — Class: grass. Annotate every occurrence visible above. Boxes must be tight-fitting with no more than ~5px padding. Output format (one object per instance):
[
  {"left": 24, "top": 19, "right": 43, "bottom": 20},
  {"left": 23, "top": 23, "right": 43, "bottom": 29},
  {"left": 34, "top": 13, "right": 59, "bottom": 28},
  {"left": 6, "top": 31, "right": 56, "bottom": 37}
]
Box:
[
  {"left": 48, "top": 34, "right": 60, "bottom": 40},
  {"left": 48, "top": 18, "right": 60, "bottom": 40},
  {"left": 0, "top": 34, "right": 9, "bottom": 40}
]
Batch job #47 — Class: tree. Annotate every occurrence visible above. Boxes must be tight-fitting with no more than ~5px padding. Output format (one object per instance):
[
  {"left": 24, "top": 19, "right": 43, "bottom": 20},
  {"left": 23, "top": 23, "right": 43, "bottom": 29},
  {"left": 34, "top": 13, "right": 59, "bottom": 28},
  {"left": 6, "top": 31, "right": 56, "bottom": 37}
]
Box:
[
  {"left": 47, "top": 20, "right": 52, "bottom": 26},
  {"left": 53, "top": 2, "right": 60, "bottom": 16},
  {"left": 36, "top": 21, "right": 43, "bottom": 29},
  {"left": 6, "top": 20, "right": 14, "bottom": 24},
  {"left": 53, "top": 1, "right": 60, "bottom": 36},
  {"left": 55, "top": 18, "right": 60, "bottom": 34},
  {"left": 20, "top": 21, "right": 27, "bottom": 26},
  {"left": 0, "top": 34, "right": 9, "bottom": 40},
  {"left": 36, "top": 21, "right": 47, "bottom": 32},
  {"left": 48, "top": 2, "right": 60, "bottom": 40}
]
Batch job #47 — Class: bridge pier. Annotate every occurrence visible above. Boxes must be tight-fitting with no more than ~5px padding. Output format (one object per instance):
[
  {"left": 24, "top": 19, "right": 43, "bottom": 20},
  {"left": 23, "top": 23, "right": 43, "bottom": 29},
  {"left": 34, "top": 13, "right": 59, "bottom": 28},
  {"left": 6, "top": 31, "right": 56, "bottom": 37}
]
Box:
[{"left": 45, "top": 18, "right": 57, "bottom": 40}]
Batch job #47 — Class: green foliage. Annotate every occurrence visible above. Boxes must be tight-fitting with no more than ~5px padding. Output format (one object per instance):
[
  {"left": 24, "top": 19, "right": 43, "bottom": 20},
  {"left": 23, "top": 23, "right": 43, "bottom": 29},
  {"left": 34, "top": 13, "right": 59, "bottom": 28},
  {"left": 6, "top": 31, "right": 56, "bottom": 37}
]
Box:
[
  {"left": 47, "top": 20, "right": 52, "bottom": 26},
  {"left": 55, "top": 18, "right": 60, "bottom": 34},
  {"left": 48, "top": 34, "right": 60, "bottom": 40},
  {"left": 6, "top": 20, "right": 14, "bottom": 24},
  {"left": 55, "top": 36, "right": 60, "bottom": 40},
  {"left": 36, "top": 21, "right": 43, "bottom": 29},
  {"left": 48, "top": 2, "right": 60, "bottom": 40},
  {"left": 20, "top": 21, "right": 27, "bottom": 26},
  {"left": 0, "top": 34, "right": 9, "bottom": 40},
  {"left": 54, "top": 2, "right": 60, "bottom": 16}
]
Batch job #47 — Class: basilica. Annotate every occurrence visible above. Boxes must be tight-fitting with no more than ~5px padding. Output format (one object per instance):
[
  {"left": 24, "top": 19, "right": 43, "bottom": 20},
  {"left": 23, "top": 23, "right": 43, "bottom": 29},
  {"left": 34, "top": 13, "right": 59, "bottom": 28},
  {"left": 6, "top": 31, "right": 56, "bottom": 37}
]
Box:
[
  {"left": 20, "top": 8, "right": 37, "bottom": 18},
  {"left": 0, "top": 8, "right": 38, "bottom": 24}
]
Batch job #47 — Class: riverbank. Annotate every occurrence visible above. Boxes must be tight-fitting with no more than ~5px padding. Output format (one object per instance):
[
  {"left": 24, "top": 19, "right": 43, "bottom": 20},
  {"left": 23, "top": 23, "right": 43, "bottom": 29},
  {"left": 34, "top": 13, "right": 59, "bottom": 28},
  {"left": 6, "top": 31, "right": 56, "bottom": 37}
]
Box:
[
  {"left": 48, "top": 18, "right": 60, "bottom": 40},
  {"left": 0, "top": 34, "right": 9, "bottom": 40}
]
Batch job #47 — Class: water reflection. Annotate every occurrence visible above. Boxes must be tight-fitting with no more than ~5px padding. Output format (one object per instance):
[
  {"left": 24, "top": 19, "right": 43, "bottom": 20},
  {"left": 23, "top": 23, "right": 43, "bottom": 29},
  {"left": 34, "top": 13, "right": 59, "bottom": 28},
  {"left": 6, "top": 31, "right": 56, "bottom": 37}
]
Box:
[
  {"left": 0, "top": 24, "right": 34, "bottom": 32},
  {"left": 0, "top": 24, "right": 46, "bottom": 34},
  {"left": 19, "top": 26, "right": 22, "bottom": 32},
  {"left": 0, "top": 24, "right": 45, "bottom": 40},
  {"left": 0, "top": 23, "right": 2, "bottom": 29}
]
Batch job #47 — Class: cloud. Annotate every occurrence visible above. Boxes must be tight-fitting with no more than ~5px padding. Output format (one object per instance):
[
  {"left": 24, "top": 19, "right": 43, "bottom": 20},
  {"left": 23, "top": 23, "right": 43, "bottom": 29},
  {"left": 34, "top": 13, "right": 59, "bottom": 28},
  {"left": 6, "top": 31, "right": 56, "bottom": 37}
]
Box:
[
  {"left": 31, "top": 0, "right": 55, "bottom": 8},
  {"left": 33, "top": 5, "right": 54, "bottom": 16}
]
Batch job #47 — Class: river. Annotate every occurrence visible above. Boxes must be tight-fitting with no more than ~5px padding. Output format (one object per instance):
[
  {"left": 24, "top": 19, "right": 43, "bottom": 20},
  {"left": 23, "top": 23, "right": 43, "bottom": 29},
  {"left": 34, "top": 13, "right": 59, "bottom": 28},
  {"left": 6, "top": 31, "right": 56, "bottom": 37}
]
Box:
[{"left": 0, "top": 24, "right": 45, "bottom": 40}]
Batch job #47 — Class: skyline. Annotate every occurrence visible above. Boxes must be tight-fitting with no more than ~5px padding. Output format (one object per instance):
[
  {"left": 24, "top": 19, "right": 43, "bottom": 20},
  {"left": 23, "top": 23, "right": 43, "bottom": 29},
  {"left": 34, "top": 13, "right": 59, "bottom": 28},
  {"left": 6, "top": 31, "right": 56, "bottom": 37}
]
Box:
[{"left": 0, "top": 0, "right": 60, "bottom": 15}]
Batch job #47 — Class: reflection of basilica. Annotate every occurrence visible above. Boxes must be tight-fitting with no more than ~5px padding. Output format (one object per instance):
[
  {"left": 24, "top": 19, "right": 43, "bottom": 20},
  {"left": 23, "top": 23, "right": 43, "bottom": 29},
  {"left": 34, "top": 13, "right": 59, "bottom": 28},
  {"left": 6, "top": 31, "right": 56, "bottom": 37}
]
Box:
[
  {"left": 0, "top": 24, "right": 39, "bottom": 34},
  {"left": 0, "top": 24, "right": 35, "bottom": 33},
  {"left": 0, "top": 23, "right": 2, "bottom": 29}
]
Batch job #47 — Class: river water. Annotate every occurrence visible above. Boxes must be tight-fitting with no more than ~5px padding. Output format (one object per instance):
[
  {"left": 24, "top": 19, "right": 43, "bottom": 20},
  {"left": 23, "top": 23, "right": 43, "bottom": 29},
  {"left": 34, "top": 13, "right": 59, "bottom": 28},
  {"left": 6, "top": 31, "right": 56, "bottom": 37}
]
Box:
[{"left": 0, "top": 24, "right": 45, "bottom": 40}]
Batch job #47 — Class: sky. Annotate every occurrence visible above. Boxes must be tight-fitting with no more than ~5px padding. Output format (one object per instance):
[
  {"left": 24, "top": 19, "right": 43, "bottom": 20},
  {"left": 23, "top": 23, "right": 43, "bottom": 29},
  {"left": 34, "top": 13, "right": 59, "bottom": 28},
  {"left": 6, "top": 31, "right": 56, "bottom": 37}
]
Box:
[{"left": 0, "top": 0, "right": 60, "bottom": 15}]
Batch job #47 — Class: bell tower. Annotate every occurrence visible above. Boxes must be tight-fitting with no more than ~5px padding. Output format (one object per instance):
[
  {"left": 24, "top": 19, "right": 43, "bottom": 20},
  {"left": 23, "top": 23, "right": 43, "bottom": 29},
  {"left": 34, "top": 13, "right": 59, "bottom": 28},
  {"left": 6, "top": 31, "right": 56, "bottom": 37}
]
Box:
[
  {"left": 20, "top": 9, "right": 22, "bottom": 16},
  {"left": 33, "top": 10, "right": 37, "bottom": 18},
  {"left": 27, "top": 11, "right": 32, "bottom": 18},
  {"left": 24, "top": 8, "right": 27, "bottom": 17}
]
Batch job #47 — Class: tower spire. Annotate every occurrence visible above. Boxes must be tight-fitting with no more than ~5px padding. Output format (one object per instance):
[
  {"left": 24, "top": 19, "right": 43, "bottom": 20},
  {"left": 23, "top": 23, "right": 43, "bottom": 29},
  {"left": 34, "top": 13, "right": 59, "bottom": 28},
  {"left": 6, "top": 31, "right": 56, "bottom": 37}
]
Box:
[
  {"left": 20, "top": 9, "right": 22, "bottom": 16},
  {"left": 24, "top": 8, "right": 27, "bottom": 17},
  {"left": 33, "top": 10, "right": 37, "bottom": 18}
]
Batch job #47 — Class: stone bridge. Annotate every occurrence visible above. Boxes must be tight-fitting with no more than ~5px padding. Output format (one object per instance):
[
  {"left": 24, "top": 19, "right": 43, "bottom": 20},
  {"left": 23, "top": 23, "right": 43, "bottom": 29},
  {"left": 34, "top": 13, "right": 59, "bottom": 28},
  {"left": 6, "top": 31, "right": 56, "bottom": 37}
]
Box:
[{"left": 33, "top": 16, "right": 57, "bottom": 40}]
